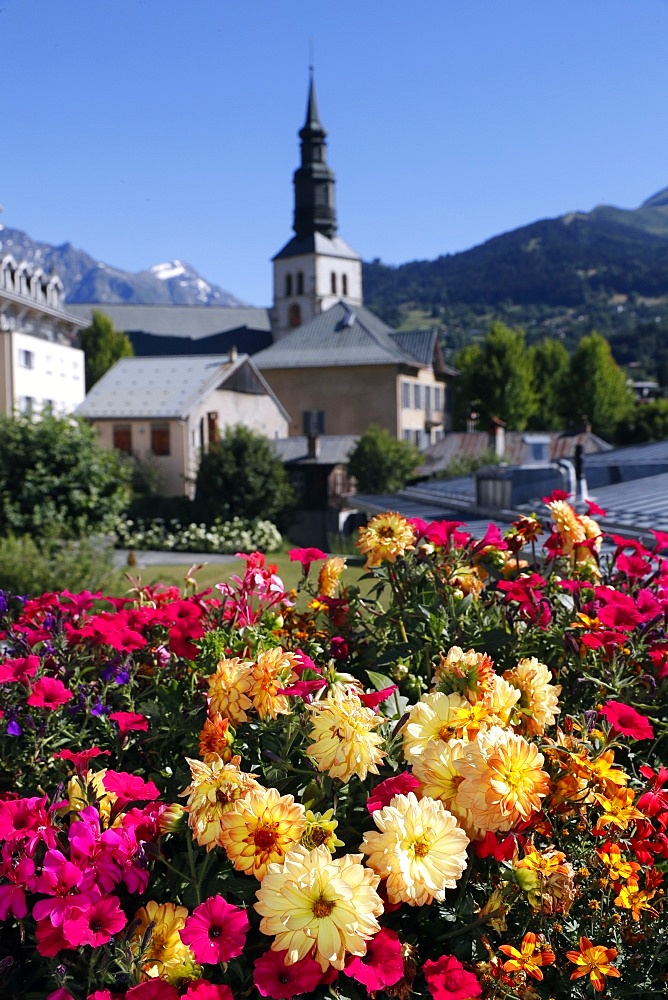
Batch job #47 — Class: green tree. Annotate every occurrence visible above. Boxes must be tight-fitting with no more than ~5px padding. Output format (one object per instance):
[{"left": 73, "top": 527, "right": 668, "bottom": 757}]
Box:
[
  {"left": 347, "top": 425, "right": 422, "bottom": 493},
  {"left": 0, "top": 413, "right": 132, "bottom": 538},
  {"left": 79, "top": 309, "right": 134, "bottom": 389},
  {"left": 453, "top": 322, "right": 537, "bottom": 431},
  {"left": 194, "top": 424, "right": 295, "bottom": 528},
  {"left": 527, "top": 337, "right": 570, "bottom": 430},
  {"left": 563, "top": 331, "right": 635, "bottom": 440},
  {"left": 615, "top": 398, "right": 668, "bottom": 445}
]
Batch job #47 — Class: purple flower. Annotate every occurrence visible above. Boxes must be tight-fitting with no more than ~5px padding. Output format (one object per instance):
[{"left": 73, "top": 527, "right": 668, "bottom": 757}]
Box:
[{"left": 7, "top": 720, "right": 22, "bottom": 737}]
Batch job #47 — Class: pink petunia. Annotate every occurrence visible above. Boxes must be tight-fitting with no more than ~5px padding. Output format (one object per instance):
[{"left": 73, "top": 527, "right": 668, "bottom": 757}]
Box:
[
  {"left": 102, "top": 771, "right": 161, "bottom": 806},
  {"left": 367, "top": 772, "right": 422, "bottom": 813},
  {"left": 109, "top": 710, "right": 149, "bottom": 736},
  {"left": 0, "top": 655, "right": 40, "bottom": 685},
  {"left": 423, "top": 954, "right": 482, "bottom": 1000},
  {"left": 253, "top": 949, "right": 324, "bottom": 999},
  {"left": 26, "top": 676, "right": 73, "bottom": 709},
  {"left": 288, "top": 547, "right": 327, "bottom": 572},
  {"left": 600, "top": 700, "right": 654, "bottom": 740},
  {"left": 344, "top": 927, "right": 405, "bottom": 991},
  {"left": 54, "top": 747, "right": 111, "bottom": 776},
  {"left": 180, "top": 894, "right": 249, "bottom": 964},
  {"left": 183, "top": 983, "right": 234, "bottom": 1000},
  {"left": 47, "top": 991, "right": 76, "bottom": 1000},
  {"left": 359, "top": 684, "right": 397, "bottom": 710},
  {"left": 62, "top": 891, "right": 127, "bottom": 947}
]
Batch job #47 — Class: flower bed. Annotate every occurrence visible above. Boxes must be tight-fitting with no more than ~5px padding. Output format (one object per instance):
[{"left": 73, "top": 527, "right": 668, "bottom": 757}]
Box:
[
  {"left": 113, "top": 516, "right": 282, "bottom": 554},
  {"left": 0, "top": 494, "right": 666, "bottom": 999}
]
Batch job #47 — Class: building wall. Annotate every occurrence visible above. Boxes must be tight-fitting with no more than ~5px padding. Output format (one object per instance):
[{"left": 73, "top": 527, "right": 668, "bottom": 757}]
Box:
[
  {"left": 0, "top": 330, "right": 85, "bottom": 415},
  {"left": 398, "top": 368, "right": 449, "bottom": 447},
  {"left": 260, "top": 364, "right": 402, "bottom": 437},
  {"left": 272, "top": 251, "right": 363, "bottom": 340}
]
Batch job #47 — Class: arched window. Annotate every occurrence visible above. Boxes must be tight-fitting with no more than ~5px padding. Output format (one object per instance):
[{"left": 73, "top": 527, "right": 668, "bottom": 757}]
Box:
[
  {"left": 342, "top": 274, "right": 348, "bottom": 296},
  {"left": 285, "top": 274, "right": 292, "bottom": 297},
  {"left": 331, "top": 272, "right": 337, "bottom": 294},
  {"left": 289, "top": 303, "right": 302, "bottom": 328},
  {"left": 296, "top": 271, "right": 304, "bottom": 295}
]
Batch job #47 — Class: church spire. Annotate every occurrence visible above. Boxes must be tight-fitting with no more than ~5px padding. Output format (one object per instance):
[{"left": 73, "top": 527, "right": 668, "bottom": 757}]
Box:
[{"left": 292, "top": 71, "right": 337, "bottom": 239}]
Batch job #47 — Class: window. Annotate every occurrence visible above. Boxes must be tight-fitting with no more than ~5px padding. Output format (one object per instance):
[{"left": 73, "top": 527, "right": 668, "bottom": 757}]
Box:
[
  {"left": 401, "top": 381, "right": 411, "bottom": 408},
  {"left": 434, "top": 386, "right": 442, "bottom": 413},
  {"left": 18, "top": 396, "right": 34, "bottom": 414},
  {"left": 19, "top": 349, "right": 34, "bottom": 369},
  {"left": 342, "top": 274, "right": 348, "bottom": 296},
  {"left": 285, "top": 274, "right": 292, "bottom": 296},
  {"left": 207, "top": 411, "right": 219, "bottom": 446},
  {"left": 151, "top": 423, "right": 170, "bottom": 456},
  {"left": 413, "top": 384, "right": 422, "bottom": 409},
  {"left": 424, "top": 385, "right": 431, "bottom": 415},
  {"left": 113, "top": 424, "right": 132, "bottom": 454},
  {"left": 331, "top": 272, "right": 337, "bottom": 294},
  {"left": 289, "top": 303, "right": 302, "bottom": 328},
  {"left": 403, "top": 429, "right": 412, "bottom": 442},
  {"left": 296, "top": 271, "right": 304, "bottom": 295}
]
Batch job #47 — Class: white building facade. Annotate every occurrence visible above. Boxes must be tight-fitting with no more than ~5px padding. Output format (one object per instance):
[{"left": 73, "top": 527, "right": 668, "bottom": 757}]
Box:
[{"left": 0, "top": 255, "right": 86, "bottom": 415}]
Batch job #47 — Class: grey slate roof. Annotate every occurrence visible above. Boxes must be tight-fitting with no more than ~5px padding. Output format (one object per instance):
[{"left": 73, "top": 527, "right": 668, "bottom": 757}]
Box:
[
  {"left": 253, "top": 301, "right": 427, "bottom": 370},
  {"left": 66, "top": 304, "right": 271, "bottom": 339},
  {"left": 272, "top": 233, "right": 361, "bottom": 262},
  {"left": 76, "top": 354, "right": 284, "bottom": 421},
  {"left": 272, "top": 435, "right": 358, "bottom": 465}
]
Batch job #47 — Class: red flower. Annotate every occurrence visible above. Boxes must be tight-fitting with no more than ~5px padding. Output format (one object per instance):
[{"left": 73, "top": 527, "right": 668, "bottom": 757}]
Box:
[
  {"left": 585, "top": 500, "right": 607, "bottom": 517},
  {"left": 289, "top": 547, "right": 327, "bottom": 571},
  {"left": 62, "top": 892, "right": 127, "bottom": 947},
  {"left": 183, "top": 984, "right": 234, "bottom": 1000},
  {"left": 367, "top": 772, "right": 421, "bottom": 813},
  {"left": 102, "top": 771, "right": 161, "bottom": 806},
  {"left": 126, "top": 984, "right": 180, "bottom": 1000},
  {"left": 253, "top": 949, "right": 324, "bottom": 999},
  {"left": 344, "top": 927, "right": 405, "bottom": 991},
  {"left": 109, "top": 711, "right": 149, "bottom": 736},
  {"left": 54, "top": 747, "right": 111, "bottom": 776},
  {"left": 26, "top": 677, "right": 73, "bottom": 710},
  {"left": 542, "top": 489, "right": 571, "bottom": 503},
  {"left": 180, "top": 894, "right": 249, "bottom": 963},
  {"left": 423, "top": 954, "right": 482, "bottom": 1000},
  {"left": 0, "top": 655, "right": 40, "bottom": 685},
  {"left": 359, "top": 684, "right": 398, "bottom": 710},
  {"left": 600, "top": 701, "right": 654, "bottom": 741}
]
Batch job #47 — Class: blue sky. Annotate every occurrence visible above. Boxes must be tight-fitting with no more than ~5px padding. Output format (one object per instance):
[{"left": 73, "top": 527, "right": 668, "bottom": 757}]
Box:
[{"left": 3, "top": 0, "right": 668, "bottom": 306}]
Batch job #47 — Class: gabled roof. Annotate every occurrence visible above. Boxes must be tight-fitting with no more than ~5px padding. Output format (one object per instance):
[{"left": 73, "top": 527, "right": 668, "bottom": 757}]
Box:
[
  {"left": 254, "top": 301, "right": 430, "bottom": 370},
  {"left": 76, "top": 354, "right": 288, "bottom": 421},
  {"left": 273, "top": 435, "right": 358, "bottom": 465},
  {"left": 272, "top": 232, "right": 361, "bottom": 262}
]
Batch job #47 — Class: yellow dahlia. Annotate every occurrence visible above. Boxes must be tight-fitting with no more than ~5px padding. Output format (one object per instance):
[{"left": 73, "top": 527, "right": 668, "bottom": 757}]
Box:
[
  {"left": 356, "top": 511, "right": 416, "bottom": 569},
  {"left": 513, "top": 843, "right": 576, "bottom": 915},
  {"left": 318, "top": 556, "right": 347, "bottom": 597},
  {"left": 548, "top": 500, "right": 586, "bottom": 554},
  {"left": 218, "top": 786, "right": 306, "bottom": 881},
  {"left": 301, "top": 808, "right": 345, "bottom": 851},
  {"left": 207, "top": 656, "right": 253, "bottom": 725},
  {"left": 254, "top": 844, "right": 383, "bottom": 971},
  {"left": 130, "top": 900, "right": 197, "bottom": 983},
  {"left": 483, "top": 673, "right": 521, "bottom": 728},
  {"left": 248, "top": 646, "right": 298, "bottom": 719},
  {"left": 401, "top": 691, "right": 468, "bottom": 759},
  {"left": 180, "top": 754, "right": 261, "bottom": 851},
  {"left": 455, "top": 727, "right": 550, "bottom": 836},
  {"left": 411, "top": 738, "right": 473, "bottom": 831},
  {"left": 503, "top": 657, "right": 561, "bottom": 736},
  {"left": 68, "top": 769, "right": 116, "bottom": 825},
  {"left": 306, "top": 690, "right": 386, "bottom": 782},
  {"left": 198, "top": 712, "right": 234, "bottom": 762},
  {"left": 361, "top": 791, "right": 469, "bottom": 906}
]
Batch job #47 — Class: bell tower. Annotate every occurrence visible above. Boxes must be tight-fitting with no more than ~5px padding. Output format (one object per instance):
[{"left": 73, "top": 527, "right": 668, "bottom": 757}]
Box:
[{"left": 271, "top": 72, "right": 363, "bottom": 340}]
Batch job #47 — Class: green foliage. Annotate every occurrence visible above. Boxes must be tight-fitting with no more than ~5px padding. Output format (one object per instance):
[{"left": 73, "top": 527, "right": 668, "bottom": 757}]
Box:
[
  {"left": 453, "top": 322, "right": 538, "bottom": 431},
  {"left": 346, "top": 424, "right": 422, "bottom": 493},
  {"left": 79, "top": 308, "right": 134, "bottom": 389},
  {"left": 616, "top": 397, "right": 668, "bottom": 444},
  {"left": 435, "top": 448, "right": 503, "bottom": 480},
  {"left": 0, "top": 413, "right": 132, "bottom": 538},
  {"left": 194, "top": 424, "right": 296, "bottom": 528},
  {"left": 0, "top": 533, "right": 116, "bottom": 596},
  {"left": 565, "top": 331, "right": 635, "bottom": 438},
  {"left": 526, "top": 337, "right": 570, "bottom": 430}
]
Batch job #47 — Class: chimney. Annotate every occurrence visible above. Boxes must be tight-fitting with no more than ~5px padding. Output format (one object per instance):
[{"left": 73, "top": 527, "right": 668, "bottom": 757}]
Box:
[
  {"left": 229, "top": 345, "right": 238, "bottom": 362},
  {"left": 488, "top": 416, "right": 505, "bottom": 458},
  {"left": 307, "top": 433, "right": 321, "bottom": 460}
]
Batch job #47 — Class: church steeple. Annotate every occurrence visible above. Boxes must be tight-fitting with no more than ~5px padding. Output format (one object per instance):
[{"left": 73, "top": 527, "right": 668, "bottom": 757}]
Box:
[{"left": 292, "top": 71, "right": 337, "bottom": 239}]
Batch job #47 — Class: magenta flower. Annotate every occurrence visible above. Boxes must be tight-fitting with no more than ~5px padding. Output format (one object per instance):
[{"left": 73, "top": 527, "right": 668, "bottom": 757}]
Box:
[
  {"left": 423, "top": 954, "right": 482, "bottom": 1000},
  {"left": 54, "top": 746, "right": 111, "bottom": 775},
  {"left": 253, "top": 948, "right": 324, "bottom": 999},
  {"left": 47, "top": 990, "right": 75, "bottom": 1000},
  {"left": 26, "top": 676, "right": 73, "bottom": 709},
  {"left": 367, "top": 771, "right": 421, "bottom": 813},
  {"left": 600, "top": 700, "right": 655, "bottom": 740},
  {"left": 102, "top": 770, "right": 161, "bottom": 806},
  {"left": 109, "top": 710, "right": 149, "bottom": 736},
  {"left": 62, "top": 891, "right": 127, "bottom": 947},
  {"left": 180, "top": 894, "right": 249, "bottom": 963},
  {"left": 0, "top": 654, "right": 40, "bottom": 684},
  {"left": 289, "top": 547, "right": 327, "bottom": 572},
  {"left": 344, "top": 926, "right": 405, "bottom": 991},
  {"left": 183, "top": 983, "right": 234, "bottom": 1000}
]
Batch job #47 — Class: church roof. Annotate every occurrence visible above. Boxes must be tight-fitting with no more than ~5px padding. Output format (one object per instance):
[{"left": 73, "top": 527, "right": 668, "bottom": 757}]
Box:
[
  {"left": 272, "top": 232, "right": 361, "bottom": 262},
  {"left": 66, "top": 304, "right": 271, "bottom": 338},
  {"left": 254, "top": 301, "right": 431, "bottom": 371}
]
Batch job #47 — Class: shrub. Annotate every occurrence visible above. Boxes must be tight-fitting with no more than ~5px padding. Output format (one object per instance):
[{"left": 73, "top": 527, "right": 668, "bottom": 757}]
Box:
[
  {"left": 347, "top": 424, "right": 422, "bottom": 493},
  {"left": 0, "top": 533, "right": 116, "bottom": 596}
]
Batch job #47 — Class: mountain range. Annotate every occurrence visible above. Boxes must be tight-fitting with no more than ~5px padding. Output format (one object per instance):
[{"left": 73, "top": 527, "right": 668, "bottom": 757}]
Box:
[{"left": 3, "top": 188, "right": 668, "bottom": 352}]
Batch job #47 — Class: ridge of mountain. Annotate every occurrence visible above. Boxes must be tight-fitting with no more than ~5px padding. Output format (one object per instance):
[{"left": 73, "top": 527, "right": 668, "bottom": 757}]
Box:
[{"left": 0, "top": 226, "right": 247, "bottom": 307}]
